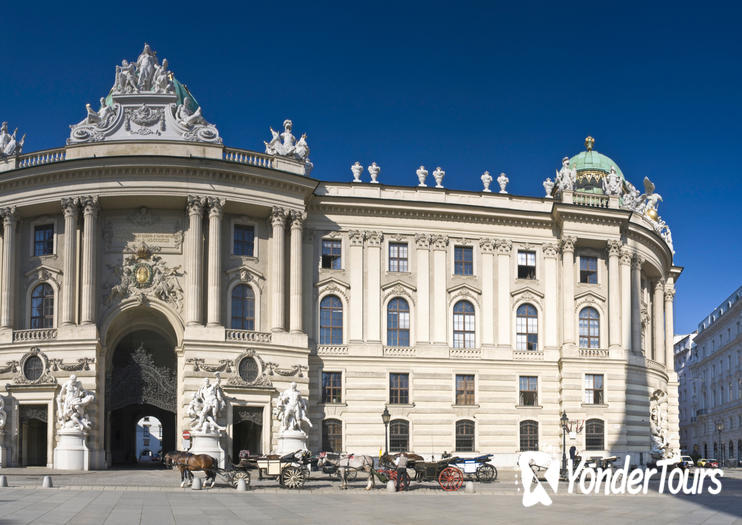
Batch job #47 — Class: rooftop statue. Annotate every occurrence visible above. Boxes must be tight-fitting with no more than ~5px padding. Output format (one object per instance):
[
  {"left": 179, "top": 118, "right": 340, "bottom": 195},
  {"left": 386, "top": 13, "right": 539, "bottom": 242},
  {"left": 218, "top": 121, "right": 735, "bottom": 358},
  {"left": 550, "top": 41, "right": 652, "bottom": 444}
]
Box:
[
  {"left": 69, "top": 45, "right": 221, "bottom": 145},
  {"left": 602, "top": 166, "right": 622, "bottom": 196},
  {"left": 0, "top": 122, "right": 25, "bottom": 158},
  {"left": 554, "top": 156, "right": 575, "bottom": 192},
  {"left": 638, "top": 176, "right": 663, "bottom": 221},
  {"left": 265, "top": 119, "right": 312, "bottom": 168}
]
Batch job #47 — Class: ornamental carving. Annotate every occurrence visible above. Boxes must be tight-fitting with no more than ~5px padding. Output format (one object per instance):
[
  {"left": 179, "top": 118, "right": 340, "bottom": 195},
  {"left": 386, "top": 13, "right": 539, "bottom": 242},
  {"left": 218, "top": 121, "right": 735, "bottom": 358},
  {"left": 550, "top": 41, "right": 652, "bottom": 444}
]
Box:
[
  {"left": 494, "top": 238, "right": 512, "bottom": 255},
  {"left": 664, "top": 287, "right": 675, "bottom": 302},
  {"left": 14, "top": 347, "right": 56, "bottom": 385},
  {"left": 431, "top": 235, "right": 448, "bottom": 251},
  {"left": 0, "top": 361, "right": 19, "bottom": 375},
  {"left": 127, "top": 207, "right": 160, "bottom": 227},
  {"left": 289, "top": 210, "right": 307, "bottom": 229},
  {"left": 186, "top": 195, "right": 206, "bottom": 216},
  {"left": 186, "top": 358, "right": 233, "bottom": 373},
  {"left": 348, "top": 230, "right": 365, "bottom": 246},
  {"left": 414, "top": 234, "right": 430, "bottom": 249},
  {"left": 632, "top": 254, "right": 644, "bottom": 270},
  {"left": 560, "top": 236, "right": 576, "bottom": 253},
  {"left": 654, "top": 280, "right": 666, "bottom": 293},
  {"left": 607, "top": 240, "right": 622, "bottom": 257},
  {"left": 226, "top": 350, "right": 273, "bottom": 388},
  {"left": 365, "top": 231, "right": 383, "bottom": 247},
  {"left": 104, "top": 241, "right": 184, "bottom": 311},
  {"left": 619, "top": 248, "right": 633, "bottom": 266},
  {"left": 207, "top": 197, "right": 225, "bottom": 217},
  {"left": 382, "top": 282, "right": 416, "bottom": 305},
  {"left": 61, "top": 197, "right": 79, "bottom": 217},
  {"left": 479, "top": 238, "right": 495, "bottom": 254},
  {"left": 81, "top": 195, "right": 99, "bottom": 216},
  {"left": 49, "top": 357, "right": 95, "bottom": 372},
  {"left": 542, "top": 243, "right": 559, "bottom": 258},
  {"left": 270, "top": 207, "right": 287, "bottom": 227}
]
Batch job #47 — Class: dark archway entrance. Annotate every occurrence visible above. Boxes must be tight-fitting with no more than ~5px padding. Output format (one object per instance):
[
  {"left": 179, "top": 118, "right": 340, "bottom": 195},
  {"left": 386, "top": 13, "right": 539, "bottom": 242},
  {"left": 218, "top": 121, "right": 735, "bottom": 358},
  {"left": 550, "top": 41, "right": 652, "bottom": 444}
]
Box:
[
  {"left": 232, "top": 407, "right": 263, "bottom": 459},
  {"left": 107, "top": 329, "right": 177, "bottom": 465},
  {"left": 19, "top": 405, "right": 47, "bottom": 466}
]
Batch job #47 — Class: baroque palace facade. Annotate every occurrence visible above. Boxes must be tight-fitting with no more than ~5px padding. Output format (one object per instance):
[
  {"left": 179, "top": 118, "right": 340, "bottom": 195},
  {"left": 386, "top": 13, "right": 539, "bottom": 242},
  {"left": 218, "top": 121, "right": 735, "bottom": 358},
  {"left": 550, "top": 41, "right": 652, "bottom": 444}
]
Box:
[{"left": 0, "top": 46, "right": 680, "bottom": 469}]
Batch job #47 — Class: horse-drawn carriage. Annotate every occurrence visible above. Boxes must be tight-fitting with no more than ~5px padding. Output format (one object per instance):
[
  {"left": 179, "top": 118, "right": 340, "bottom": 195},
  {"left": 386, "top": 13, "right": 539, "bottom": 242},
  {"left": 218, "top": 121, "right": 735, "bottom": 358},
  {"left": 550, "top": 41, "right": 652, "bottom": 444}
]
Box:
[
  {"left": 378, "top": 453, "right": 466, "bottom": 491},
  {"left": 450, "top": 454, "right": 498, "bottom": 482},
  {"left": 223, "top": 450, "right": 312, "bottom": 489}
]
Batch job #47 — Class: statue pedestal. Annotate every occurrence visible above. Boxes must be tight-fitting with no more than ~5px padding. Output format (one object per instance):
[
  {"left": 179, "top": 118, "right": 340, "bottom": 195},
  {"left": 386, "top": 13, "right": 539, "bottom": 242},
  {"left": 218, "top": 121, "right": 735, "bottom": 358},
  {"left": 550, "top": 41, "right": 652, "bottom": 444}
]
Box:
[
  {"left": 0, "top": 431, "right": 6, "bottom": 467},
  {"left": 189, "top": 430, "right": 225, "bottom": 468},
  {"left": 275, "top": 430, "right": 308, "bottom": 455},
  {"left": 53, "top": 429, "right": 90, "bottom": 470}
]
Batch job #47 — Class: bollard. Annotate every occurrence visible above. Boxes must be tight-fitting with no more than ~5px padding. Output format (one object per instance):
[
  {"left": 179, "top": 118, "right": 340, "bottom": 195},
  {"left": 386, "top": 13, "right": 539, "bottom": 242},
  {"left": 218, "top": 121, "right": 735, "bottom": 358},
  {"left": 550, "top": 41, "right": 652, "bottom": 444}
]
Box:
[
  {"left": 191, "top": 476, "right": 202, "bottom": 490},
  {"left": 42, "top": 476, "right": 53, "bottom": 488},
  {"left": 0, "top": 475, "right": 7, "bottom": 487},
  {"left": 465, "top": 481, "right": 475, "bottom": 494},
  {"left": 386, "top": 480, "right": 396, "bottom": 493},
  {"left": 236, "top": 478, "right": 247, "bottom": 492}
]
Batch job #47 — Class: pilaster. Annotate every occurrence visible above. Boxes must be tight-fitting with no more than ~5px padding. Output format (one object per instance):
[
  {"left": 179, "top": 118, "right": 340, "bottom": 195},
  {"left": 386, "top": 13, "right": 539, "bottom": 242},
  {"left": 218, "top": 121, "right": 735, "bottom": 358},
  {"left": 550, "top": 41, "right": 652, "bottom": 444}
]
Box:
[
  {"left": 542, "top": 243, "right": 559, "bottom": 348},
  {"left": 366, "top": 231, "right": 383, "bottom": 342},
  {"left": 61, "top": 198, "right": 79, "bottom": 326},
  {"left": 289, "top": 211, "right": 306, "bottom": 334},
  {"left": 431, "top": 235, "right": 448, "bottom": 345},
  {"left": 185, "top": 195, "right": 205, "bottom": 326},
  {"left": 631, "top": 255, "right": 643, "bottom": 354},
  {"left": 653, "top": 280, "right": 665, "bottom": 365},
  {"left": 415, "top": 234, "right": 430, "bottom": 344},
  {"left": 348, "top": 230, "right": 365, "bottom": 342},
  {"left": 607, "top": 240, "right": 622, "bottom": 349},
  {"left": 560, "top": 236, "right": 576, "bottom": 347},
  {"left": 495, "top": 239, "right": 512, "bottom": 347},
  {"left": 80, "top": 196, "right": 99, "bottom": 325},
  {"left": 480, "top": 238, "right": 495, "bottom": 346},
  {"left": 0, "top": 207, "right": 17, "bottom": 329},
  {"left": 620, "top": 248, "right": 632, "bottom": 353},
  {"left": 270, "top": 207, "right": 287, "bottom": 332},
  {"left": 206, "top": 197, "right": 224, "bottom": 327}
]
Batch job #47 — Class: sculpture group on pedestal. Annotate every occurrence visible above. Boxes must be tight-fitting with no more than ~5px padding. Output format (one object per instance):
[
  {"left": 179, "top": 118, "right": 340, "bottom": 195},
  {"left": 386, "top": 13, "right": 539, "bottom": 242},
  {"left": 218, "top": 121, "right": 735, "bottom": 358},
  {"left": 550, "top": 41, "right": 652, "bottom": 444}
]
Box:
[
  {"left": 0, "top": 122, "right": 25, "bottom": 158},
  {"left": 274, "top": 382, "right": 312, "bottom": 433},
  {"left": 649, "top": 389, "right": 671, "bottom": 459},
  {"left": 187, "top": 375, "right": 226, "bottom": 434},
  {"left": 57, "top": 374, "right": 95, "bottom": 432},
  {"left": 264, "top": 119, "right": 312, "bottom": 170}
]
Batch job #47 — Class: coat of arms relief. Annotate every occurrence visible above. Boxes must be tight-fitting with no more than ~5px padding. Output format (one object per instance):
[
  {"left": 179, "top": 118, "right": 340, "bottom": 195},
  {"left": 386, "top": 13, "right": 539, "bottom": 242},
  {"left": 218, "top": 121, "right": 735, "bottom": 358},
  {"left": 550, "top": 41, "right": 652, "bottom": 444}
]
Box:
[{"left": 104, "top": 240, "right": 184, "bottom": 311}]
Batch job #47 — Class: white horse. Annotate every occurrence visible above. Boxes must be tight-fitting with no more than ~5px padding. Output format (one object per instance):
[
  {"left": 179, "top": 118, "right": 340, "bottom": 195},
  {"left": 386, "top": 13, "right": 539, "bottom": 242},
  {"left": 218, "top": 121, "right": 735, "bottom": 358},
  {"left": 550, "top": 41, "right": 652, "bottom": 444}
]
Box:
[{"left": 317, "top": 452, "right": 376, "bottom": 490}]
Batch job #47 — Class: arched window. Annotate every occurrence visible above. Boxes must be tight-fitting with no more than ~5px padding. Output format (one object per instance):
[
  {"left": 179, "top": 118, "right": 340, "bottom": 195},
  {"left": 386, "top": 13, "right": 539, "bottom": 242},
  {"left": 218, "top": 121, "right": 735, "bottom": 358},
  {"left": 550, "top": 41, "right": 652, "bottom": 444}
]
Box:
[
  {"left": 456, "top": 420, "right": 475, "bottom": 452},
  {"left": 585, "top": 419, "right": 604, "bottom": 450},
  {"left": 389, "top": 419, "right": 409, "bottom": 452},
  {"left": 387, "top": 298, "right": 410, "bottom": 347},
  {"left": 516, "top": 304, "right": 538, "bottom": 351},
  {"left": 453, "top": 300, "right": 475, "bottom": 348},
  {"left": 322, "top": 419, "right": 342, "bottom": 453},
  {"left": 320, "top": 295, "right": 343, "bottom": 345},
  {"left": 520, "top": 420, "right": 538, "bottom": 451},
  {"left": 231, "top": 284, "right": 255, "bottom": 330},
  {"left": 579, "top": 307, "right": 600, "bottom": 348},
  {"left": 30, "top": 283, "right": 54, "bottom": 329}
]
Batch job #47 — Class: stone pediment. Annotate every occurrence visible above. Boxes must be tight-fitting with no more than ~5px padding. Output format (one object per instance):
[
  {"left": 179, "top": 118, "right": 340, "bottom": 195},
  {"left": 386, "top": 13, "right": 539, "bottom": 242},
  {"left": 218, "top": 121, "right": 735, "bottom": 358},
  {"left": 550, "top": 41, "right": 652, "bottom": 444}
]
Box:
[
  {"left": 225, "top": 266, "right": 266, "bottom": 289},
  {"left": 25, "top": 265, "right": 62, "bottom": 284},
  {"left": 315, "top": 276, "right": 350, "bottom": 290},
  {"left": 447, "top": 283, "right": 481, "bottom": 296},
  {"left": 67, "top": 45, "right": 221, "bottom": 145},
  {"left": 382, "top": 280, "right": 417, "bottom": 304},
  {"left": 574, "top": 289, "right": 607, "bottom": 303},
  {"left": 510, "top": 286, "right": 545, "bottom": 299}
]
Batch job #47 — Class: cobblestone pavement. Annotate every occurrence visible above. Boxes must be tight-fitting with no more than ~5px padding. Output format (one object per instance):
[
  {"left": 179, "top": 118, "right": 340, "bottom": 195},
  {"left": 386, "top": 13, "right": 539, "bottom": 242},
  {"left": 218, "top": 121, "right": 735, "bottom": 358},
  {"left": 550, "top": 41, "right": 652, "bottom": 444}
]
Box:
[{"left": 0, "top": 468, "right": 739, "bottom": 524}]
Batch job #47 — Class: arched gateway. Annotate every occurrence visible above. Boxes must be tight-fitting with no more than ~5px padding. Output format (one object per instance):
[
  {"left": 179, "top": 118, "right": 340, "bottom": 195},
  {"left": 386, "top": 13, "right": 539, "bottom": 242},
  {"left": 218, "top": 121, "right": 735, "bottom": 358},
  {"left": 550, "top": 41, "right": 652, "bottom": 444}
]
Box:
[{"left": 104, "top": 307, "right": 180, "bottom": 465}]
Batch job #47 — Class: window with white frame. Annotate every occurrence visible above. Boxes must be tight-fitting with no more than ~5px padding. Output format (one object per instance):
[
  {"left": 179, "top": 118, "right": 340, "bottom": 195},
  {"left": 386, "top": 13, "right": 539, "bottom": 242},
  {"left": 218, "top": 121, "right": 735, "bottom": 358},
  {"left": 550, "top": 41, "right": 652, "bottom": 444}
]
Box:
[
  {"left": 519, "top": 376, "right": 538, "bottom": 406},
  {"left": 584, "top": 374, "right": 604, "bottom": 404},
  {"left": 580, "top": 256, "right": 598, "bottom": 284},
  {"left": 454, "top": 246, "right": 473, "bottom": 275},
  {"left": 30, "top": 283, "right": 54, "bottom": 328},
  {"left": 233, "top": 224, "right": 255, "bottom": 256},
  {"left": 579, "top": 307, "right": 600, "bottom": 348},
  {"left": 33, "top": 224, "right": 54, "bottom": 256},
  {"left": 516, "top": 304, "right": 538, "bottom": 350},
  {"left": 387, "top": 298, "right": 410, "bottom": 346},
  {"left": 517, "top": 250, "right": 536, "bottom": 279},
  {"left": 388, "top": 242, "right": 409, "bottom": 272},
  {"left": 321, "top": 239, "right": 342, "bottom": 269},
  {"left": 453, "top": 300, "right": 475, "bottom": 348}
]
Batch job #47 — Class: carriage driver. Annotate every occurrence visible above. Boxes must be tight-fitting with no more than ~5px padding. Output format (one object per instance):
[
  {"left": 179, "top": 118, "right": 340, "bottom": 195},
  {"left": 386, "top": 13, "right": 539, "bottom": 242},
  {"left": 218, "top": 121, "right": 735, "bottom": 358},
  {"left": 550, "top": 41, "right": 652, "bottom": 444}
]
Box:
[{"left": 394, "top": 453, "right": 409, "bottom": 491}]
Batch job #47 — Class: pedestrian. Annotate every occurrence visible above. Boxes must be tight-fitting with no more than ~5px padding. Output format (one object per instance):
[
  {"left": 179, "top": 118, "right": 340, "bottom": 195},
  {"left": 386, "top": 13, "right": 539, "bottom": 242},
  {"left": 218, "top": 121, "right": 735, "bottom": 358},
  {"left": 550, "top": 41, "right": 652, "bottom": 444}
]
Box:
[{"left": 395, "top": 453, "right": 409, "bottom": 492}]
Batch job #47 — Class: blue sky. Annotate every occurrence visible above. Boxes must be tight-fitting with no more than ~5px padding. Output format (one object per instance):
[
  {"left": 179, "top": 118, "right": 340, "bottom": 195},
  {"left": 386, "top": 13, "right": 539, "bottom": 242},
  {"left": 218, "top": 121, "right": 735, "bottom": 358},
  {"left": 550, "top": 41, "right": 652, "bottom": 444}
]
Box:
[{"left": 2, "top": 2, "right": 740, "bottom": 334}]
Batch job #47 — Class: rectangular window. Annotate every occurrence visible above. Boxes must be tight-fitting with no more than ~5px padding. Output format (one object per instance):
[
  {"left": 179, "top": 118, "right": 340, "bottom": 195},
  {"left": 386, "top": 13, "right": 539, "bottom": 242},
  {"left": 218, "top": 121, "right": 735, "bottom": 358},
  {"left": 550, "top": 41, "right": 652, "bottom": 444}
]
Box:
[
  {"left": 580, "top": 256, "right": 598, "bottom": 284},
  {"left": 233, "top": 224, "right": 255, "bottom": 256},
  {"left": 322, "top": 371, "right": 342, "bottom": 404},
  {"left": 519, "top": 376, "right": 538, "bottom": 406},
  {"left": 34, "top": 224, "right": 54, "bottom": 256},
  {"left": 455, "top": 374, "right": 475, "bottom": 405},
  {"left": 584, "top": 374, "right": 604, "bottom": 404},
  {"left": 321, "top": 239, "right": 342, "bottom": 269},
  {"left": 517, "top": 250, "right": 536, "bottom": 279},
  {"left": 389, "top": 373, "right": 409, "bottom": 405},
  {"left": 388, "top": 242, "right": 409, "bottom": 272},
  {"left": 454, "top": 246, "right": 473, "bottom": 275}
]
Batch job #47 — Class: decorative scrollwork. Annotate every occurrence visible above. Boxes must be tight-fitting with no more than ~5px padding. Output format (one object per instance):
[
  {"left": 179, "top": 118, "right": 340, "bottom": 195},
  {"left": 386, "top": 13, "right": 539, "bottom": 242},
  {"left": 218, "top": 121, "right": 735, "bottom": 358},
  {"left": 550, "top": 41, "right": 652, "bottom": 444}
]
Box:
[
  {"left": 186, "top": 358, "right": 233, "bottom": 373},
  {"left": 0, "top": 361, "right": 19, "bottom": 374},
  {"left": 49, "top": 357, "right": 95, "bottom": 372},
  {"left": 14, "top": 347, "right": 56, "bottom": 385},
  {"left": 109, "top": 344, "right": 176, "bottom": 413},
  {"left": 263, "top": 362, "right": 307, "bottom": 378}
]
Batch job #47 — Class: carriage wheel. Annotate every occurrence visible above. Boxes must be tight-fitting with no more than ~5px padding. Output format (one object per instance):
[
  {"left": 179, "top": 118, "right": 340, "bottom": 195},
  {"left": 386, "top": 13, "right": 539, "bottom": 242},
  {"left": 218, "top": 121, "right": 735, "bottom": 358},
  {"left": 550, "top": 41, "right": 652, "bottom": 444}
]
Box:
[
  {"left": 231, "top": 470, "right": 251, "bottom": 488},
  {"left": 281, "top": 466, "right": 306, "bottom": 489},
  {"left": 476, "top": 464, "right": 497, "bottom": 483},
  {"left": 438, "top": 467, "right": 464, "bottom": 491}
]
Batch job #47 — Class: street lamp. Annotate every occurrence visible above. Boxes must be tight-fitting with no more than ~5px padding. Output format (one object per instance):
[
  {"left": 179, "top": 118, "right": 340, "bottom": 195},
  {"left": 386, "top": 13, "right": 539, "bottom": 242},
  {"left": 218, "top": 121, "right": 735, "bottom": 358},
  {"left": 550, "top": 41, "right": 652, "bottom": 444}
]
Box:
[
  {"left": 560, "top": 411, "right": 569, "bottom": 478},
  {"left": 381, "top": 406, "right": 391, "bottom": 454},
  {"left": 716, "top": 421, "right": 724, "bottom": 465}
]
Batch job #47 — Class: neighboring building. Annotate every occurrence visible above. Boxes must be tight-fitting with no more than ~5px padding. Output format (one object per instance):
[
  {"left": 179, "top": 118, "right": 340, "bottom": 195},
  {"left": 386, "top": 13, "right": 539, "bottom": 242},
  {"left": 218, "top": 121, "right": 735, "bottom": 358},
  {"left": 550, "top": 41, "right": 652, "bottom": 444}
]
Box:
[
  {"left": 674, "top": 332, "right": 696, "bottom": 453},
  {"left": 678, "top": 286, "right": 742, "bottom": 465},
  {"left": 0, "top": 46, "right": 680, "bottom": 469},
  {"left": 135, "top": 416, "right": 162, "bottom": 461}
]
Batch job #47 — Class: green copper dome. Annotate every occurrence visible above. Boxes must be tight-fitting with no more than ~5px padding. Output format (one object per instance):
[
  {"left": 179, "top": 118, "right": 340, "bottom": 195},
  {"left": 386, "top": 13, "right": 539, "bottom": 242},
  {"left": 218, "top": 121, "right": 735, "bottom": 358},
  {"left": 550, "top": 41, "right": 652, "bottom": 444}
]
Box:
[{"left": 568, "top": 136, "right": 624, "bottom": 179}]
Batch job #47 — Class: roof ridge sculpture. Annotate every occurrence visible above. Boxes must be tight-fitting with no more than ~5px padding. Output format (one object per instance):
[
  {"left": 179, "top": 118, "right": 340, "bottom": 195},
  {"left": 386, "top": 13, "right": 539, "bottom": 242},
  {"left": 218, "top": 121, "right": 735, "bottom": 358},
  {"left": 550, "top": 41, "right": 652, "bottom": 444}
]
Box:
[{"left": 67, "top": 44, "right": 221, "bottom": 145}]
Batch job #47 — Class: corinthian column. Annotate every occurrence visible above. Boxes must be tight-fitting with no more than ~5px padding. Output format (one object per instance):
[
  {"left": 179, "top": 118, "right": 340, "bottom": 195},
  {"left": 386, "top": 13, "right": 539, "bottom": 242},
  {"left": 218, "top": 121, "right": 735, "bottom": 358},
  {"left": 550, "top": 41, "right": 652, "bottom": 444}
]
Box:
[
  {"left": 543, "top": 243, "right": 559, "bottom": 348},
  {"left": 185, "top": 195, "right": 205, "bottom": 326},
  {"left": 415, "top": 235, "right": 430, "bottom": 343},
  {"left": 664, "top": 280, "right": 676, "bottom": 371},
  {"left": 631, "top": 255, "right": 643, "bottom": 354},
  {"left": 495, "top": 239, "right": 512, "bottom": 346},
  {"left": 653, "top": 280, "right": 665, "bottom": 365},
  {"left": 0, "top": 207, "right": 17, "bottom": 328},
  {"left": 431, "top": 235, "right": 448, "bottom": 345},
  {"left": 206, "top": 197, "right": 225, "bottom": 327},
  {"left": 289, "top": 211, "right": 306, "bottom": 333},
  {"left": 620, "top": 248, "right": 632, "bottom": 352},
  {"left": 348, "top": 230, "right": 365, "bottom": 341},
  {"left": 61, "top": 198, "right": 79, "bottom": 326},
  {"left": 270, "top": 207, "right": 287, "bottom": 332},
  {"left": 366, "top": 231, "right": 382, "bottom": 342},
  {"left": 561, "top": 236, "right": 576, "bottom": 346},
  {"left": 80, "top": 196, "right": 99, "bottom": 325},
  {"left": 480, "top": 239, "right": 495, "bottom": 346},
  {"left": 607, "top": 240, "right": 622, "bottom": 348}
]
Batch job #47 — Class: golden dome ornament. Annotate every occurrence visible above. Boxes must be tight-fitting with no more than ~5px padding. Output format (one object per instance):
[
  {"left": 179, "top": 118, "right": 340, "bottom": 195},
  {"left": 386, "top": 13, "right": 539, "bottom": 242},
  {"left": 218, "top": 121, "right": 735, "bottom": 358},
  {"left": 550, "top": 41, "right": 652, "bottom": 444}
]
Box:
[
  {"left": 585, "top": 136, "right": 595, "bottom": 151},
  {"left": 645, "top": 207, "right": 659, "bottom": 221}
]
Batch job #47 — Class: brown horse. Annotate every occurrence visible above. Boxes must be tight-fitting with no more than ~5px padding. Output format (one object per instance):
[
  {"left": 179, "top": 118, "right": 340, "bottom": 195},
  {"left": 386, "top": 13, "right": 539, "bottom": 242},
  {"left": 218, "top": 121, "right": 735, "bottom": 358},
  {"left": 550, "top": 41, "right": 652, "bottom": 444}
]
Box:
[
  {"left": 178, "top": 454, "right": 220, "bottom": 488},
  {"left": 164, "top": 451, "right": 194, "bottom": 485}
]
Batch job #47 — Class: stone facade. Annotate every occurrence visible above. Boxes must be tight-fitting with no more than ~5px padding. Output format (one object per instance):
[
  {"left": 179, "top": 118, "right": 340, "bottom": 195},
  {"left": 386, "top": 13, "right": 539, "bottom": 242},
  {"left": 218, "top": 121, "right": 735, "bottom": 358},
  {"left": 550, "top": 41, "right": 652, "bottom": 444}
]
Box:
[
  {"left": 0, "top": 47, "right": 680, "bottom": 469},
  {"left": 677, "top": 286, "right": 742, "bottom": 465}
]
